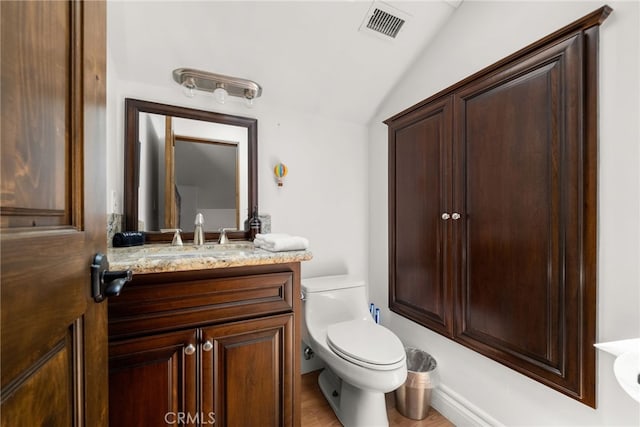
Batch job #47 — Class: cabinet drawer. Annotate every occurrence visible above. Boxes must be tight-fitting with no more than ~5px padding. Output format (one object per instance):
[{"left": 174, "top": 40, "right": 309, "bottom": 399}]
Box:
[{"left": 109, "top": 272, "right": 293, "bottom": 339}]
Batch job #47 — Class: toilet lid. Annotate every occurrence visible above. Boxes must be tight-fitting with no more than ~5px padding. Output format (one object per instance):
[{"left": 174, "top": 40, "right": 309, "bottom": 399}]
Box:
[{"left": 326, "top": 320, "right": 405, "bottom": 367}]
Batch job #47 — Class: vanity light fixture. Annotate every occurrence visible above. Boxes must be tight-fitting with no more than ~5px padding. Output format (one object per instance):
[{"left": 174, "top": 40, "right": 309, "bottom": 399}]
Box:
[{"left": 173, "top": 68, "right": 262, "bottom": 107}]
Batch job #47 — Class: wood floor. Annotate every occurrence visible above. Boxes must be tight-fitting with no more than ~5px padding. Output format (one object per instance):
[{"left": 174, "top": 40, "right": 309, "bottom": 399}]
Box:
[{"left": 301, "top": 370, "right": 454, "bottom": 427}]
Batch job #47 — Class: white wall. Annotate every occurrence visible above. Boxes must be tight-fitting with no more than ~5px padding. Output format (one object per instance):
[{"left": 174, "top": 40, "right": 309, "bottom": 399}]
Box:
[
  {"left": 368, "top": 1, "right": 639, "bottom": 426},
  {"left": 106, "top": 79, "right": 369, "bottom": 281}
]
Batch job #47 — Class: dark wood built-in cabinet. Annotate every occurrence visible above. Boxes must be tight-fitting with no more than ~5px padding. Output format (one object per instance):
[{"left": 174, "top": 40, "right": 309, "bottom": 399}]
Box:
[
  {"left": 108, "top": 263, "right": 301, "bottom": 426},
  {"left": 386, "top": 7, "right": 611, "bottom": 407}
]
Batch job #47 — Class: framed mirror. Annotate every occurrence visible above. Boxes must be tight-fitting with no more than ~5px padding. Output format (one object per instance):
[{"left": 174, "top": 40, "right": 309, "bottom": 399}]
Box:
[{"left": 123, "top": 98, "right": 257, "bottom": 242}]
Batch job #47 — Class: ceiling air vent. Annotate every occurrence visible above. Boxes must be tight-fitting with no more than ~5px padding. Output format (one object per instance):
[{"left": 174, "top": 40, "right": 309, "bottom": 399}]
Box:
[{"left": 359, "top": 2, "right": 410, "bottom": 40}]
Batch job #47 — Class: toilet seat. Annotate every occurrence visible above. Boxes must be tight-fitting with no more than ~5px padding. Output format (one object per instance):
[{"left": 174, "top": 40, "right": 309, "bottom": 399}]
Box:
[{"left": 327, "top": 320, "right": 405, "bottom": 371}]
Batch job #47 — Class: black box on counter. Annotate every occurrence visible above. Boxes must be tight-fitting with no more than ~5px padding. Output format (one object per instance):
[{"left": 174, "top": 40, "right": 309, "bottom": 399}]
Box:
[{"left": 112, "top": 231, "right": 145, "bottom": 247}]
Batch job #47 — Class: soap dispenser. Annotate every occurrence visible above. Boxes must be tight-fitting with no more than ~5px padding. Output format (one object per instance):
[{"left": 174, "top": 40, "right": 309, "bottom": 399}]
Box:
[
  {"left": 249, "top": 207, "right": 261, "bottom": 241},
  {"left": 194, "top": 213, "right": 204, "bottom": 246}
]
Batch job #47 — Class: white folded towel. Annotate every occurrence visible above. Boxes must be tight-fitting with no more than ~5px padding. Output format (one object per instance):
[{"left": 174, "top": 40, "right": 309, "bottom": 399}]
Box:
[{"left": 254, "top": 233, "right": 309, "bottom": 252}]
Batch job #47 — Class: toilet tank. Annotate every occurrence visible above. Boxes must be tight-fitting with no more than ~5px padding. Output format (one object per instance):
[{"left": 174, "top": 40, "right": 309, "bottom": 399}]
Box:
[{"left": 302, "top": 275, "right": 372, "bottom": 325}]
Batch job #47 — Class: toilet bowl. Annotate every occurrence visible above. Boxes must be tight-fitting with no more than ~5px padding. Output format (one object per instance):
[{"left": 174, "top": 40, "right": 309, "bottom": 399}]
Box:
[{"left": 302, "top": 275, "right": 407, "bottom": 427}]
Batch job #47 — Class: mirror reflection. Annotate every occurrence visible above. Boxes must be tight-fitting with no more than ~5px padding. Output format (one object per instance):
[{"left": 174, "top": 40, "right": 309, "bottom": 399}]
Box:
[
  {"left": 124, "top": 99, "right": 257, "bottom": 241},
  {"left": 138, "top": 113, "right": 248, "bottom": 232}
]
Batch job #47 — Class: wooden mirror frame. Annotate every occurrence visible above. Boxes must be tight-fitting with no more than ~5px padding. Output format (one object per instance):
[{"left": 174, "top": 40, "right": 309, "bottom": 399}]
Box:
[{"left": 123, "top": 98, "right": 258, "bottom": 243}]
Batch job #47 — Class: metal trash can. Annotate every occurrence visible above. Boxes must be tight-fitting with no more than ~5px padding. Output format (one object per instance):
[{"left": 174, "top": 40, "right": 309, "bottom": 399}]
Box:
[{"left": 395, "top": 348, "right": 439, "bottom": 420}]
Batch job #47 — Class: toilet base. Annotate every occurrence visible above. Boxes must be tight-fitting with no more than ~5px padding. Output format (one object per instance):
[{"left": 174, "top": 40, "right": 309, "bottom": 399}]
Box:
[{"left": 317, "top": 368, "right": 390, "bottom": 427}]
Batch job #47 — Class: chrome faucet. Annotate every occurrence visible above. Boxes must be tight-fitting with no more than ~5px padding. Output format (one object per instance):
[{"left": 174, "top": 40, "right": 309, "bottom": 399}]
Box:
[{"left": 194, "top": 213, "right": 204, "bottom": 246}]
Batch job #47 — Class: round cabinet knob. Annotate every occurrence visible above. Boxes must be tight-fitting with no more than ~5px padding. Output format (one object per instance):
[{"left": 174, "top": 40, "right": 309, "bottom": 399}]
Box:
[
  {"left": 202, "top": 340, "right": 213, "bottom": 352},
  {"left": 184, "top": 344, "right": 196, "bottom": 355},
  {"left": 441, "top": 213, "right": 451, "bottom": 220},
  {"left": 452, "top": 213, "right": 461, "bottom": 220}
]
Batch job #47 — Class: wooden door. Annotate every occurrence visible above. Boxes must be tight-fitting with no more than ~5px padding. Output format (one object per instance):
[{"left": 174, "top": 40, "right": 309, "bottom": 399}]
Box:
[
  {"left": 202, "top": 314, "right": 295, "bottom": 427},
  {"left": 108, "top": 330, "right": 198, "bottom": 426},
  {"left": 0, "top": 1, "right": 108, "bottom": 425},
  {"left": 453, "top": 32, "right": 594, "bottom": 403},
  {"left": 388, "top": 97, "right": 453, "bottom": 336}
]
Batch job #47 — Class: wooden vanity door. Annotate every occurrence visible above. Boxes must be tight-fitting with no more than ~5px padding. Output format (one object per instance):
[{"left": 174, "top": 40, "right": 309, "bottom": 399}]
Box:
[
  {"left": 108, "top": 330, "right": 198, "bottom": 426},
  {"left": 0, "top": 1, "right": 108, "bottom": 425},
  {"left": 202, "top": 314, "right": 295, "bottom": 427}
]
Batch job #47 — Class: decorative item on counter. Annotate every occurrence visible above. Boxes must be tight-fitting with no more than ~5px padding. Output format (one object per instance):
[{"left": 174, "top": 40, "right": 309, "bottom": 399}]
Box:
[
  {"left": 274, "top": 162, "right": 288, "bottom": 187},
  {"left": 254, "top": 233, "right": 309, "bottom": 252},
  {"left": 112, "top": 231, "right": 145, "bottom": 248},
  {"left": 249, "top": 207, "right": 262, "bottom": 241}
]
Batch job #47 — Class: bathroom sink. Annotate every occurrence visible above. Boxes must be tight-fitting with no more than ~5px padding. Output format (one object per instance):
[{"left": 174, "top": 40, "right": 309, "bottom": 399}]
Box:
[{"left": 613, "top": 351, "right": 640, "bottom": 402}]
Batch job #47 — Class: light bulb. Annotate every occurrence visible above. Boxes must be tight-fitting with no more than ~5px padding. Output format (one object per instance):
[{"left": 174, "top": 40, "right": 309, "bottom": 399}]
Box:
[
  {"left": 213, "top": 86, "right": 227, "bottom": 104},
  {"left": 181, "top": 78, "right": 196, "bottom": 98},
  {"left": 244, "top": 89, "right": 256, "bottom": 108}
]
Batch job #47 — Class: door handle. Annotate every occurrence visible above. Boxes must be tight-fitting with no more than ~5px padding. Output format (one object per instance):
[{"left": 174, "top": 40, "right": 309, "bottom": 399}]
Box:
[{"left": 91, "top": 253, "right": 133, "bottom": 302}]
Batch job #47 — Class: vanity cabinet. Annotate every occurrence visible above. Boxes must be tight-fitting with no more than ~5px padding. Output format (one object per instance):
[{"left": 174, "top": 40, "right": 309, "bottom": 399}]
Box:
[
  {"left": 108, "top": 263, "right": 301, "bottom": 427},
  {"left": 386, "top": 7, "right": 610, "bottom": 407}
]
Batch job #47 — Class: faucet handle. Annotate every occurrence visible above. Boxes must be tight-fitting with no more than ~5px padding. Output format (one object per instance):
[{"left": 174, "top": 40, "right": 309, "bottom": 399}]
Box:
[
  {"left": 161, "top": 228, "right": 183, "bottom": 246},
  {"left": 218, "top": 227, "right": 236, "bottom": 245}
]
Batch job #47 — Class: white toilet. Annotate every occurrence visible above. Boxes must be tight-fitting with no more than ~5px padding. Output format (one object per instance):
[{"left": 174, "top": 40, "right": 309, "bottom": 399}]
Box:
[{"left": 301, "top": 275, "right": 407, "bottom": 427}]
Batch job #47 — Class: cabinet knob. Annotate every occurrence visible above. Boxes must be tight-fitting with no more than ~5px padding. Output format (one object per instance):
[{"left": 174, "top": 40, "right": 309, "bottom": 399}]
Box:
[
  {"left": 441, "top": 213, "right": 451, "bottom": 220},
  {"left": 184, "top": 344, "right": 196, "bottom": 355},
  {"left": 452, "top": 212, "right": 461, "bottom": 220},
  {"left": 202, "top": 340, "right": 213, "bottom": 352}
]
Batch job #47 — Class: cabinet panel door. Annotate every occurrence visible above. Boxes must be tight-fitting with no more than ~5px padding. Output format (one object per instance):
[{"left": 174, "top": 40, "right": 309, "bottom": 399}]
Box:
[
  {"left": 389, "top": 97, "right": 453, "bottom": 335},
  {"left": 202, "top": 314, "right": 294, "bottom": 427},
  {"left": 453, "top": 33, "right": 592, "bottom": 400},
  {"left": 109, "top": 330, "right": 197, "bottom": 426}
]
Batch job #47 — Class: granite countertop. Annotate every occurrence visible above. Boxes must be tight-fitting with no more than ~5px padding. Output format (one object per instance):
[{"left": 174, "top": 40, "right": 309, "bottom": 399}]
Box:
[{"left": 108, "top": 242, "right": 313, "bottom": 274}]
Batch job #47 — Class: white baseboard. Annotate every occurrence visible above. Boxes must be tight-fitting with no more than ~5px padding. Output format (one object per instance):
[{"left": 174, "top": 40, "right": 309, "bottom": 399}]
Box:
[{"left": 432, "top": 384, "right": 504, "bottom": 427}]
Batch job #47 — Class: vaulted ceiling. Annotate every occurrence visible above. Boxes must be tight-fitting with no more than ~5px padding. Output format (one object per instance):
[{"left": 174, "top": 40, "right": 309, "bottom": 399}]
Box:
[{"left": 108, "top": 1, "right": 461, "bottom": 124}]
